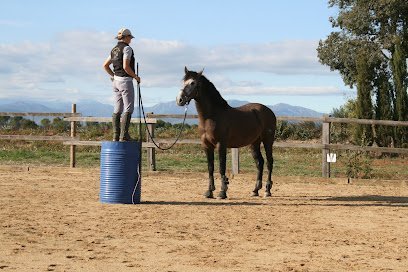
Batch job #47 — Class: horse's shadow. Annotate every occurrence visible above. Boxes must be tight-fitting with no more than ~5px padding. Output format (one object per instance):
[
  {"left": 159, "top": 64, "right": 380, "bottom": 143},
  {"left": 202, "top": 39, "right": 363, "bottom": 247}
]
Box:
[
  {"left": 141, "top": 200, "right": 264, "bottom": 206},
  {"left": 312, "top": 195, "right": 408, "bottom": 207},
  {"left": 141, "top": 195, "right": 408, "bottom": 207}
]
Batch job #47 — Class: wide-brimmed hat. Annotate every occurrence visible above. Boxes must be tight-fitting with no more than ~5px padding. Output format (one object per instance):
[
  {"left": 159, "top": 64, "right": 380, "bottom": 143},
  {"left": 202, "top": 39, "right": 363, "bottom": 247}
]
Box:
[{"left": 115, "top": 28, "right": 134, "bottom": 39}]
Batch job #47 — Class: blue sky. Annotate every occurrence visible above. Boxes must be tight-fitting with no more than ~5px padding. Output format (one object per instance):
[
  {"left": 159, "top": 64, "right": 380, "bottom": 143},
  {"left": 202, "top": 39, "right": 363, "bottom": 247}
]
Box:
[{"left": 0, "top": 0, "right": 352, "bottom": 113}]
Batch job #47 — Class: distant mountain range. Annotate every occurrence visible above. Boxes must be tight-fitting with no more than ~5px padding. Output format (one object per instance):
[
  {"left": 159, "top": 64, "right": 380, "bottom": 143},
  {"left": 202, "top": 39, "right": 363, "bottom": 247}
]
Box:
[
  {"left": 143, "top": 100, "right": 324, "bottom": 118},
  {"left": 0, "top": 100, "right": 113, "bottom": 118},
  {"left": 0, "top": 99, "right": 324, "bottom": 123}
]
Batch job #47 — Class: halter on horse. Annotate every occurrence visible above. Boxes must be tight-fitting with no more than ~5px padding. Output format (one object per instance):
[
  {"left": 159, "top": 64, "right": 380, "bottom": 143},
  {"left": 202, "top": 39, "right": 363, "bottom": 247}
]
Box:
[{"left": 177, "top": 67, "right": 276, "bottom": 199}]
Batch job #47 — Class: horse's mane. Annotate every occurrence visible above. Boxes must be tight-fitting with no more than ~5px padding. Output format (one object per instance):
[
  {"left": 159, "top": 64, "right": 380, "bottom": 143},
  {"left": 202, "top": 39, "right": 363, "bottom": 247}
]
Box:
[{"left": 184, "top": 71, "right": 230, "bottom": 109}]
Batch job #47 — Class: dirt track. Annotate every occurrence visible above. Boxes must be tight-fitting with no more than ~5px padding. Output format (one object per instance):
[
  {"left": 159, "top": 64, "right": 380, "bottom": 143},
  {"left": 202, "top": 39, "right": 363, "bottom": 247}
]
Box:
[{"left": 0, "top": 166, "right": 407, "bottom": 271}]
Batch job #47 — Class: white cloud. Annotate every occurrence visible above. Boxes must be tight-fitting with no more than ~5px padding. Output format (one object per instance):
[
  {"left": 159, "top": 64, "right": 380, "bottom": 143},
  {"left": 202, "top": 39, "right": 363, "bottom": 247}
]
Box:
[
  {"left": 0, "top": 30, "right": 340, "bottom": 102},
  {"left": 223, "top": 86, "right": 344, "bottom": 96},
  {"left": 136, "top": 38, "right": 328, "bottom": 87},
  {"left": 203, "top": 41, "right": 323, "bottom": 75}
]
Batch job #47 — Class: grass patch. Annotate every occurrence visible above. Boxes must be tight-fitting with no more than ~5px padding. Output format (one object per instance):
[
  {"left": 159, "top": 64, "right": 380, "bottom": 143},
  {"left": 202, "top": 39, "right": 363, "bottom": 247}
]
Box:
[
  {"left": 0, "top": 143, "right": 69, "bottom": 166},
  {"left": 1, "top": 140, "right": 407, "bottom": 179}
]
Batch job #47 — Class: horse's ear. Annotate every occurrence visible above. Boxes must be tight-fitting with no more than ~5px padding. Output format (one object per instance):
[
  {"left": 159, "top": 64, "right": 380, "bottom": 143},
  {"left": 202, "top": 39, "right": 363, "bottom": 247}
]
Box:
[
  {"left": 198, "top": 68, "right": 204, "bottom": 76},
  {"left": 185, "top": 66, "right": 189, "bottom": 74}
]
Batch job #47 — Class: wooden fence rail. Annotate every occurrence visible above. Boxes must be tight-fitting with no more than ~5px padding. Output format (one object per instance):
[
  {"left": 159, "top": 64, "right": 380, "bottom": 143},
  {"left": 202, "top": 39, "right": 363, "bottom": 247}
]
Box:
[
  {"left": 0, "top": 106, "right": 158, "bottom": 169},
  {"left": 146, "top": 113, "right": 408, "bottom": 177},
  {"left": 0, "top": 135, "right": 78, "bottom": 141},
  {"left": 63, "top": 115, "right": 158, "bottom": 169},
  {"left": 146, "top": 113, "right": 408, "bottom": 127},
  {"left": 2, "top": 105, "right": 408, "bottom": 178}
]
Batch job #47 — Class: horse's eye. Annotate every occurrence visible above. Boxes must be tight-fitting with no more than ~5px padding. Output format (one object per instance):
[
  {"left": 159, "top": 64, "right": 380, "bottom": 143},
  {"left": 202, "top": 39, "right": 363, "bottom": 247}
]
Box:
[{"left": 190, "top": 81, "right": 195, "bottom": 85}]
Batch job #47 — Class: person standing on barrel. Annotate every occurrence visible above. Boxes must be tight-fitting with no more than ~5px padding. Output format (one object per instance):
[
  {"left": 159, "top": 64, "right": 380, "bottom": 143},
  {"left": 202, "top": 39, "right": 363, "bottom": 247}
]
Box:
[{"left": 103, "top": 28, "right": 141, "bottom": 141}]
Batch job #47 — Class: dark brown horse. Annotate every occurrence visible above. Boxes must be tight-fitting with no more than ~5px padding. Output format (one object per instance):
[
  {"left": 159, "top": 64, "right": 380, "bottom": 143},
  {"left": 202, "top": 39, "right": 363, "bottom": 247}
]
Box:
[{"left": 176, "top": 67, "right": 276, "bottom": 199}]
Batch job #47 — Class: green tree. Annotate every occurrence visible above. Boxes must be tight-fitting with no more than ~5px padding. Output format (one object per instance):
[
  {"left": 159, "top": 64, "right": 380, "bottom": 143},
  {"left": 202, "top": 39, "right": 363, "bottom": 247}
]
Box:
[
  {"left": 9, "top": 117, "right": 23, "bottom": 130},
  {"left": 375, "top": 69, "right": 394, "bottom": 146},
  {"left": 40, "top": 118, "right": 51, "bottom": 128},
  {"left": 318, "top": 0, "right": 408, "bottom": 146},
  {"left": 20, "top": 119, "right": 38, "bottom": 129},
  {"left": 331, "top": 99, "right": 357, "bottom": 144},
  {"left": 355, "top": 51, "right": 374, "bottom": 145},
  {"left": 51, "top": 117, "right": 69, "bottom": 132},
  {"left": 391, "top": 37, "right": 408, "bottom": 145},
  {"left": 331, "top": 99, "right": 357, "bottom": 119},
  {"left": 0, "top": 116, "right": 10, "bottom": 129}
]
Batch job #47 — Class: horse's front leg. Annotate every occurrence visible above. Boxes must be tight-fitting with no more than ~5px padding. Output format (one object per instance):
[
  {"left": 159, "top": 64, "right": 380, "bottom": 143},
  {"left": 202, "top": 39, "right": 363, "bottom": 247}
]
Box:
[
  {"left": 217, "top": 143, "right": 229, "bottom": 199},
  {"left": 250, "top": 143, "right": 264, "bottom": 197},
  {"left": 204, "top": 146, "right": 215, "bottom": 198}
]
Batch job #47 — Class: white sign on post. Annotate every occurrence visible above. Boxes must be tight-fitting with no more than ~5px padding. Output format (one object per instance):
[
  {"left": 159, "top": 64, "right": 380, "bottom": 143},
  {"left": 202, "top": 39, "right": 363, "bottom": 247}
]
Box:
[{"left": 327, "top": 153, "right": 337, "bottom": 163}]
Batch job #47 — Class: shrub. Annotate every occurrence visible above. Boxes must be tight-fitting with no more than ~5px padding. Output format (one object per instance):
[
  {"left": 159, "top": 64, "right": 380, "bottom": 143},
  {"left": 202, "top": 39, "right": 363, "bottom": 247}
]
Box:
[{"left": 344, "top": 151, "right": 373, "bottom": 179}]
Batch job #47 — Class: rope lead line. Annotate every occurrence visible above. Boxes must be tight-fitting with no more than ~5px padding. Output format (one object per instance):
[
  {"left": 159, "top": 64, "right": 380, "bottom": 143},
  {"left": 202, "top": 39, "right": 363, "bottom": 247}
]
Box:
[
  {"left": 140, "top": 94, "right": 188, "bottom": 150},
  {"left": 138, "top": 79, "right": 189, "bottom": 151},
  {"left": 132, "top": 161, "right": 141, "bottom": 204}
]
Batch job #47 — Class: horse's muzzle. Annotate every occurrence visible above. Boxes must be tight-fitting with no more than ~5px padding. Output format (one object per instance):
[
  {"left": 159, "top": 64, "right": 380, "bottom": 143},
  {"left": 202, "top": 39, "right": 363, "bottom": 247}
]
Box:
[{"left": 176, "top": 92, "right": 187, "bottom": 106}]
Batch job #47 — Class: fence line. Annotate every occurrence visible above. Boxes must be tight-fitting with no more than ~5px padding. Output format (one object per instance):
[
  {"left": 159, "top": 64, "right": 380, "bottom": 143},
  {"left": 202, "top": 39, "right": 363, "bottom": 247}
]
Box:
[
  {"left": 0, "top": 112, "right": 81, "bottom": 117},
  {"left": 64, "top": 114, "right": 408, "bottom": 175},
  {"left": 147, "top": 113, "right": 408, "bottom": 177},
  {"left": 147, "top": 113, "right": 408, "bottom": 127},
  {"left": 2, "top": 105, "right": 408, "bottom": 177},
  {"left": 64, "top": 116, "right": 157, "bottom": 124},
  {"left": 0, "top": 135, "right": 77, "bottom": 141}
]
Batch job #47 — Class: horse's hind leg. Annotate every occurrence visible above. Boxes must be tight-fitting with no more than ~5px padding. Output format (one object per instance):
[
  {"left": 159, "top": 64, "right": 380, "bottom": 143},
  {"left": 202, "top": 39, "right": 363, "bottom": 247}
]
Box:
[
  {"left": 250, "top": 141, "right": 264, "bottom": 196},
  {"left": 263, "top": 140, "right": 274, "bottom": 197}
]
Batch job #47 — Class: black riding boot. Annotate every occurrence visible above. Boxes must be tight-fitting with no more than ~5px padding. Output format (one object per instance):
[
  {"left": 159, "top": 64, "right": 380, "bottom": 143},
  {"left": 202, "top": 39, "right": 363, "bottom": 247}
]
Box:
[
  {"left": 112, "top": 113, "right": 121, "bottom": 141},
  {"left": 120, "top": 112, "right": 132, "bottom": 141}
]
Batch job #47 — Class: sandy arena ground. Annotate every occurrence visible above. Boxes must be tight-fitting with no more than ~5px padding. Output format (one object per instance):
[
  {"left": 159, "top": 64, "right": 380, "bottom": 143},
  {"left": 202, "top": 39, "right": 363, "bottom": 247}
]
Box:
[{"left": 0, "top": 165, "right": 407, "bottom": 272}]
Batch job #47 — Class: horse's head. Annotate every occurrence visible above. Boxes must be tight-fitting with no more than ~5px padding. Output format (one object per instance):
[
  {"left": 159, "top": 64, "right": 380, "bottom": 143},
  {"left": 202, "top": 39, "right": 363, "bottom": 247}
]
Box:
[{"left": 176, "top": 66, "right": 203, "bottom": 106}]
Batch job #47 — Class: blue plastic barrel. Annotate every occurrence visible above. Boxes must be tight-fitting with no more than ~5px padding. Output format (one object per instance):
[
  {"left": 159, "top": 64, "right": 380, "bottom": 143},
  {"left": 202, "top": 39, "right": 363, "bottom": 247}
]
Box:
[{"left": 100, "top": 141, "right": 141, "bottom": 204}]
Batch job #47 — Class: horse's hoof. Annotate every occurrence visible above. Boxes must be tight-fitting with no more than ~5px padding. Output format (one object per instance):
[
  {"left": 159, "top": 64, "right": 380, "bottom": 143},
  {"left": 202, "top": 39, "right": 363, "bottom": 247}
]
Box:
[
  {"left": 217, "top": 191, "right": 227, "bottom": 199},
  {"left": 264, "top": 191, "right": 272, "bottom": 197},
  {"left": 251, "top": 191, "right": 259, "bottom": 197},
  {"left": 204, "top": 190, "right": 214, "bottom": 198}
]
